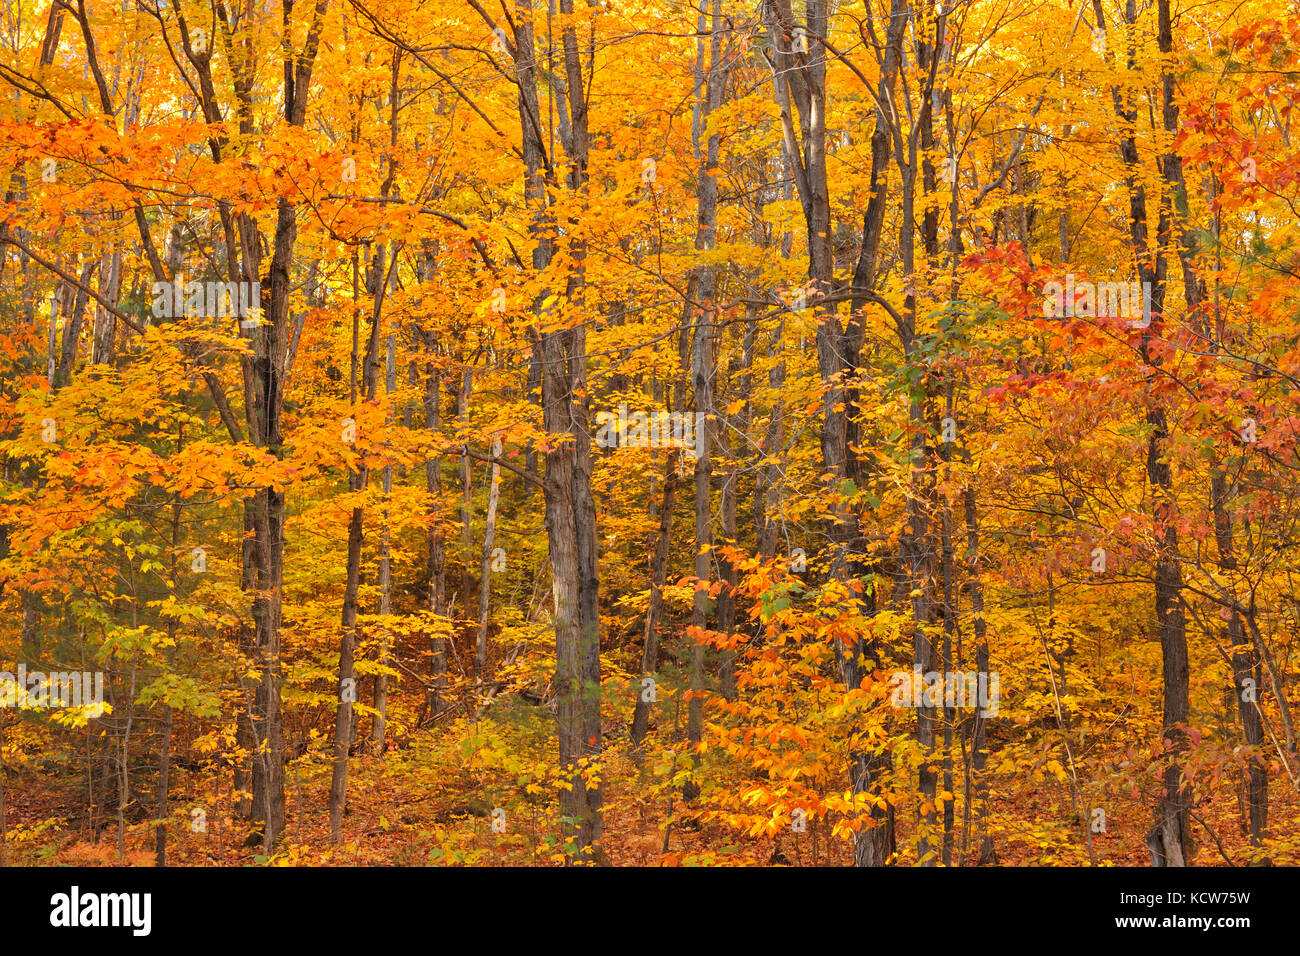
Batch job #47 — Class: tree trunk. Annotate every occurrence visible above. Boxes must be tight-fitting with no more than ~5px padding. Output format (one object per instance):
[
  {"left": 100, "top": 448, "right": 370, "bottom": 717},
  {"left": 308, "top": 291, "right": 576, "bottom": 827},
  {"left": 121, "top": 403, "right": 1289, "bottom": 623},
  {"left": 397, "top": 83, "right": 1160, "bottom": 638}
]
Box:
[
  {"left": 962, "top": 486, "right": 995, "bottom": 864},
  {"left": 55, "top": 259, "right": 96, "bottom": 388},
  {"left": 501, "top": 0, "right": 603, "bottom": 860},
  {"left": 459, "top": 367, "right": 475, "bottom": 612},
  {"left": 424, "top": 339, "right": 449, "bottom": 719},
  {"left": 631, "top": 457, "right": 679, "bottom": 751},
  {"left": 329, "top": 241, "right": 389, "bottom": 840},
  {"left": 682, "top": 0, "right": 727, "bottom": 803},
  {"left": 475, "top": 434, "right": 503, "bottom": 675},
  {"left": 371, "top": 330, "right": 397, "bottom": 753}
]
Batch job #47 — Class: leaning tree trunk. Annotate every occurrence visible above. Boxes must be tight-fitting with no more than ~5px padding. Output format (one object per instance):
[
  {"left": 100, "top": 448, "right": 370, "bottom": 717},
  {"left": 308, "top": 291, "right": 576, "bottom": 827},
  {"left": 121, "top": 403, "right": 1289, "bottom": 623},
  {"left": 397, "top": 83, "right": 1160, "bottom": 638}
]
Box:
[{"left": 329, "top": 242, "right": 389, "bottom": 842}]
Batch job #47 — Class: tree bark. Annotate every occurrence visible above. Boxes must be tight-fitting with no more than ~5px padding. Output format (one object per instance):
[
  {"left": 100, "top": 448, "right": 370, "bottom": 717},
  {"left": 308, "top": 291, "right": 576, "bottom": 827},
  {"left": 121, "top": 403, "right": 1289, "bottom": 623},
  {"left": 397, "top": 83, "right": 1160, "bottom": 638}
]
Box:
[
  {"left": 371, "top": 330, "right": 398, "bottom": 753},
  {"left": 423, "top": 335, "right": 449, "bottom": 719},
  {"left": 475, "top": 435, "right": 503, "bottom": 675},
  {"left": 500, "top": 0, "right": 603, "bottom": 860},
  {"left": 631, "top": 457, "right": 679, "bottom": 751}
]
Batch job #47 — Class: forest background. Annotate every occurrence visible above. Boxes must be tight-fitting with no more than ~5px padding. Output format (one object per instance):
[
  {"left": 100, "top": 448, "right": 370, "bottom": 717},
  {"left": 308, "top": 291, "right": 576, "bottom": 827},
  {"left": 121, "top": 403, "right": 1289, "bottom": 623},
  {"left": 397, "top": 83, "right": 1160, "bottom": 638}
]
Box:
[{"left": 0, "top": 0, "right": 1297, "bottom": 867}]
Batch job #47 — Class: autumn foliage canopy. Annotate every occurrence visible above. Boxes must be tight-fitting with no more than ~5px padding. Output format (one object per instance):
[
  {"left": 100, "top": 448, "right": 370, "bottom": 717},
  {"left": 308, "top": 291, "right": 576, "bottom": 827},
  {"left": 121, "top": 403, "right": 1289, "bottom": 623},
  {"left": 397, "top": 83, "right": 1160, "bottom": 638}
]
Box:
[{"left": 0, "top": 0, "right": 1298, "bottom": 867}]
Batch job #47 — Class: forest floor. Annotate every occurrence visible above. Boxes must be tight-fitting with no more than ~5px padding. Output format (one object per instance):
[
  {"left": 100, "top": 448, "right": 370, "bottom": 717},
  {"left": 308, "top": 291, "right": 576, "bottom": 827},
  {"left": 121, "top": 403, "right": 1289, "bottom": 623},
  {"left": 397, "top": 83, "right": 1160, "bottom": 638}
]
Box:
[{"left": 6, "top": 722, "right": 1290, "bottom": 866}]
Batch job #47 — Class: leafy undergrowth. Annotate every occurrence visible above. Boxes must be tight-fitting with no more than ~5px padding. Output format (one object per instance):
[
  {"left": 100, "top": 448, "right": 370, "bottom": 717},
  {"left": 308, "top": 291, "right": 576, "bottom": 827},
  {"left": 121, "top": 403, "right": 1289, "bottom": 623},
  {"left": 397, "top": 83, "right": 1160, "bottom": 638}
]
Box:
[{"left": 9, "top": 711, "right": 1296, "bottom": 867}]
